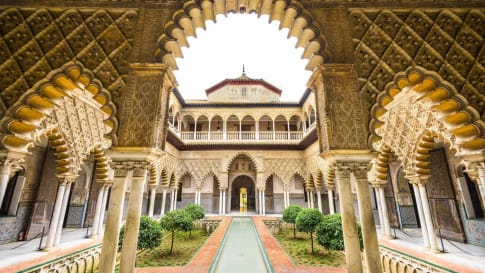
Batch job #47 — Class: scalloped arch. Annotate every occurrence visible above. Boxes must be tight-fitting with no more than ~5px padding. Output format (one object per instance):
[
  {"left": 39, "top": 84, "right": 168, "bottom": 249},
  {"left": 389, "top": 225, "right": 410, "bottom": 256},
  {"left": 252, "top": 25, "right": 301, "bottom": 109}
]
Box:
[
  {"left": 155, "top": 0, "right": 328, "bottom": 71},
  {"left": 226, "top": 151, "right": 259, "bottom": 171},
  {"left": 370, "top": 66, "right": 485, "bottom": 180},
  {"left": 0, "top": 62, "right": 118, "bottom": 154}
]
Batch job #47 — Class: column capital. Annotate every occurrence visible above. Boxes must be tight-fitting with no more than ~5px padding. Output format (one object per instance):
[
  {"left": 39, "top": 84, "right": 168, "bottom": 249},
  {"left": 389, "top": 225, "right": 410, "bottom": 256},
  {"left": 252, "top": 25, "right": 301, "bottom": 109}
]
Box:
[
  {"left": 370, "top": 180, "right": 387, "bottom": 188},
  {"left": 405, "top": 174, "right": 429, "bottom": 185},
  {"left": 0, "top": 155, "right": 24, "bottom": 175},
  {"left": 57, "top": 175, "right": 78, "bottom": 185}
]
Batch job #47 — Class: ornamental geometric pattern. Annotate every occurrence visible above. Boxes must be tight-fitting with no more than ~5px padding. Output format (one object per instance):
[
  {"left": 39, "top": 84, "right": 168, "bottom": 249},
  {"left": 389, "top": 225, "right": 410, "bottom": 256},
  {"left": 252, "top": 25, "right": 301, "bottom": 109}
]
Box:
[
  {"left": 351, "top": 9, "right": 485, "bottom": 121},
  {"left": 39, "top": 91, "right": 111, "bottom": 175},
  {"left": 0, "top": 8, "right": 138, "bottom": 118},
  {"left": 263, "top": 158, "right": 306, "bottom": 186},
  {"left": 177, "top": 159, "right": 222, "bottom": 188},
  {"left": 374, "top": 93, "right": 447, "bottom": 176}
]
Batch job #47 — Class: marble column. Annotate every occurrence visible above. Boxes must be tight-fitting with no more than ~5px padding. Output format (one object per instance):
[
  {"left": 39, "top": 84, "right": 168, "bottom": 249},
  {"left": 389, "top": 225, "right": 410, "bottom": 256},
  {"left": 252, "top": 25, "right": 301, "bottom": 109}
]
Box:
[
  {"left": 222, "top": 189, "right": 226, "bottom": 215},
  {"left": 328, "top": 187, "right": 335, "bottom": 214},
  {"left": 219, "top": 189, "right": 223, "bottom": 215},
  {"left": 120, "top": 166, "right": 147, "bottom": 273},
  {"left": 0, "top": 166, "right": 11, "bottom": 208},
  {"left": 411, "top": 182, "right": 430, "bottom": 249},
  {"left": 317, "top": 190, "right": 322, "bottom": 213},
  {"left": 377, "top": 186, "right": 392, "bottom": 238},
  {"left": 45, "top": 180, "right": 67, "bottom": 250},
  {"left": 418, "top": 181, "right": 439, "bottom": 251},
  {"left": 336, "top": 164, "right": 363, "bottom": 273},
  {"left": 91, "top": 183, "right": 106, "bottom": 238},
  {"left": 262, "top": 189, "right": 266, "bottom": 215},
  {"left": 99, "top": 167, "right": 132, "bottom": 273},
  {"left": 160, "top": 189, "right": 167, "bottom": 216},
  {"left": 476, "top": 164, "right": 485, "bottom": 210},
  {"left": 54, "top": 179, "right": 74, "bottom": 246},
  {"left": 170, "top": 189, "right": 175, "bottom": 211},
  {"left": 97, "top": 184, "right": 111, "bottom": 235},
  {"left": 173, "top": 189, "right": 178, "bottom": 210},
  {"left": 148, "top": 187, "right": 156, "bottom": 217},
  {"left": 371, "top": 185, "right": 384, "bottom": 233},
  {"left": 0, "top": 158, "right": 22, "bottom": 210},
  {"left": 353, "top": 168, "right": 382, "bottom": 273}
]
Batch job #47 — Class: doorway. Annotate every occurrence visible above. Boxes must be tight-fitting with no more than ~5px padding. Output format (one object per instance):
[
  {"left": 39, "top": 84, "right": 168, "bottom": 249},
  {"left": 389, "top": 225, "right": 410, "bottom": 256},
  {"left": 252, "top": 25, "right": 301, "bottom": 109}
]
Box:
[{"left": 231, "top": 175, "right": 255, "bottom": 211}]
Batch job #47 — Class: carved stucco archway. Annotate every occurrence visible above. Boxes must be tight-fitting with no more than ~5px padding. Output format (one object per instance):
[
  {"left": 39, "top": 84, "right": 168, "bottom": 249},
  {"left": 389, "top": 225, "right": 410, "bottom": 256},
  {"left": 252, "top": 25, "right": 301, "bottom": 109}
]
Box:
[
  {"left": 156, "top": 0, "right": 328, "bottom": 72},
  {"left": 0, "top": 63, "right": 116, "bottom": 178},
  {"left": 370, "top": 66, "right": 485, "bottom": 181}
]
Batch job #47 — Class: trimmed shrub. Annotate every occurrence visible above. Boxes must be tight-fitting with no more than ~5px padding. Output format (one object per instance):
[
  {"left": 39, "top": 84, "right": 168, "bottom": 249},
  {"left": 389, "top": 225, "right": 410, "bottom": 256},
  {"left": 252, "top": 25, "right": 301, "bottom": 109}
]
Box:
[
  {"left": 118, "top": 215, "right": 163, "bottom": 251},
  {"left": 315, "top": 213, "right": 363, "bottom": 252},
  {"left": 160, "top": 209, "right": 193, "bottom": 254},
  {"left": 295, "top": 208, "right": 323, "bottom": 254},
  {"left": 282, "top": 205, "right": 303, "bottom": 238}
]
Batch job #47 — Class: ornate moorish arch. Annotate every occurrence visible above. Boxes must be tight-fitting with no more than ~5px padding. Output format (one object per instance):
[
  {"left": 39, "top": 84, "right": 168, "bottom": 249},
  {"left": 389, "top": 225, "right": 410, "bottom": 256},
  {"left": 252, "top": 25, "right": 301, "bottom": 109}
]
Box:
[
  {"left": 0, "top": 63, "right": 116, "bottom": 177},
  {"left": 225, "top": 151, "right": 260, "bottom": 172},
  {"left": 156, "top": 0, "right": 328, "bottom": 71},
  {"left": 370, "top": 66, "right": 485, "bottom": 180}
]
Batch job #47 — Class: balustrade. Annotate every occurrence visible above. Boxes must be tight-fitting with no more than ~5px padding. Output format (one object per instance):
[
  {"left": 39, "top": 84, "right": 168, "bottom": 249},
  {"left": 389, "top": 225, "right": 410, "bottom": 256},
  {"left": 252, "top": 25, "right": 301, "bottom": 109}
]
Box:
[{"left": 169, "top": 126, "right": 315, "bottom": 144}]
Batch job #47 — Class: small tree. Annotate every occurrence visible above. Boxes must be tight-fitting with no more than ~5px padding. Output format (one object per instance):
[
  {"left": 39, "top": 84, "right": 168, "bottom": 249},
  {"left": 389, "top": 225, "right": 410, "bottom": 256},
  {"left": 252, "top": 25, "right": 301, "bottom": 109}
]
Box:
[
  {"left": 296, "top": 208, "right": 322, "bottom": 255},
  {"left": 160, "top": 209, "right": 193, "bottom": 255},
  {"left": 282, "top": 205, "right": 302, "bottom": 238},
  {"left": 316, "top": 213, "right": 363, "bottom": 252},
  {"left": 118, "top": 215, "right": 163, "bottom": 251},
  {"left": 184, "top": 204, "right": 205, "bottom": 236}
]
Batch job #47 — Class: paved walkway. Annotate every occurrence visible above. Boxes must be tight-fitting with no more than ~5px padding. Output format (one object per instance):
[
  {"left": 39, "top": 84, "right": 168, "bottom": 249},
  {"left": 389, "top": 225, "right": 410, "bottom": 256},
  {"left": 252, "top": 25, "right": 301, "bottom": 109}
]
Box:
[
  {"left": 378, "top": 227, "right": 485, "bottom": 273},
  {"left": 0, "top": 228, "right": 101, "bottom": 272}
]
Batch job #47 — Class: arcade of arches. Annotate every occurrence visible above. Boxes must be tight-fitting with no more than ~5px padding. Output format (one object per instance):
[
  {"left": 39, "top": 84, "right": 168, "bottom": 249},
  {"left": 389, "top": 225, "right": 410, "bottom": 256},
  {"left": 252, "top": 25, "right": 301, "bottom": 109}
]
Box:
[{"left": 0, "top": 1, "right": 485, "bottom": 273}]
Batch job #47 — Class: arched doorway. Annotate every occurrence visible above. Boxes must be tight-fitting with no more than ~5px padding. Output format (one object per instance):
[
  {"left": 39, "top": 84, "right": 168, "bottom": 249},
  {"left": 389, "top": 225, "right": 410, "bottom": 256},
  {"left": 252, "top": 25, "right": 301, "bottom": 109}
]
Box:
[{"left": 231, "top": 175, "right": 256, "bottom": 211}]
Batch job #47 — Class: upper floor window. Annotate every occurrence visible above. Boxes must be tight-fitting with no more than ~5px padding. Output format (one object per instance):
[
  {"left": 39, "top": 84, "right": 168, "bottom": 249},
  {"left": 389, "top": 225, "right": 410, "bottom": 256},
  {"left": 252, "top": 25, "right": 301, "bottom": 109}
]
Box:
[{"left": 242, "top": 87, "right": 247, "bottom": 96}]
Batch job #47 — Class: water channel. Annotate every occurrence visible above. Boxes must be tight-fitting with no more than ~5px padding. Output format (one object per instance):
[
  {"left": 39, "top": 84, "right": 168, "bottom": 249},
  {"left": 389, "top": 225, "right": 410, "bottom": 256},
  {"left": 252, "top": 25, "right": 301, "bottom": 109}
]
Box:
[{"left": 210, "top": 217, "right": 273, "bottom": 273}]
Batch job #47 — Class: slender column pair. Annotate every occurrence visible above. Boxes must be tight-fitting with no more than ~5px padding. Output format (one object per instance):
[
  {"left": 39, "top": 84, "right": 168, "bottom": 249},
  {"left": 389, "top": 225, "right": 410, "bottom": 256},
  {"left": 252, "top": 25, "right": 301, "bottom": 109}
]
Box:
[
  {"left": 148, "top": 186, "right": 157, "bottom": 217},
  {"left": 372, "top": 184, "right": 391, "bottom": 238},
  {"left": 45, "top": 176, "right": 76, "bottom": 250},
  {"left": 99, "top": 166, "right": 132, "bottom": 273},
  {"left": 407, "top": 175, "right": 439, "bottom": 251},
  {"left": 0, "top": 158, "right": 23, "bottom": 209},
  {"left": 327, "top": 186, "right": 335, "bottom": 214},
  {"left": 475, "top": 164, "right": 485, "bottom": 210},
  {"left": 160, "top": 189, "right": 167, "bottom": 216},
  {"left": 258, "top": 189, "right": 266, "bottom": 215},
  {"left": 194, "top": 188, "right": 202, "bottom": 205},
  {"left": 119, "top": 165, "right": 148, "bottom": 273},
  {"left": 353, "top": 166, "right": 382, "bottom": 273},
  {"left": 283, "top": 189, "right": 290, "bottom": 208},
  {"left": 91, "top": 182, "right": 111, "bottom": 237},
  {"left": 169, "top": 188, "right": 178, "bottom": 211}
]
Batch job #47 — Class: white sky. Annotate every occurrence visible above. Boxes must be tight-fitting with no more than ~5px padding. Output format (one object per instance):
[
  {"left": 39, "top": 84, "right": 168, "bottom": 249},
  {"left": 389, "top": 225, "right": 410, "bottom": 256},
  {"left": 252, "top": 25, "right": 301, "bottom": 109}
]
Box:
[{"left": 173, "top": 13, "right": 312, "bottom": 102}]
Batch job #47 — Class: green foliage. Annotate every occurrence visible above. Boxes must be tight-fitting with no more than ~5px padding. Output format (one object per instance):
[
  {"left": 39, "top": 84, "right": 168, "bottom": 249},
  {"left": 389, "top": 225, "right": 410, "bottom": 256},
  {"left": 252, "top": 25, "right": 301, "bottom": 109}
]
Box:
[
  {"left": 296, "top": 208, "right": 322, "bottom": 234},
  {"left": 295, "top": 208, "right": 322, "bottom": 254},
  {"left": 282, "top": 205, "right": 302, "bottom": 238},
  {"left": 118, "top": 215, "right": 163, "bottom": 251},
  {"left": 160, "top": 209, "right": 193, "bottom": 254},
  {"left": 184, "top": 204, "right": 205, "bottom": 221},
  {"left": 315, "top": 213, "right": 363, "bottom": 251}
]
